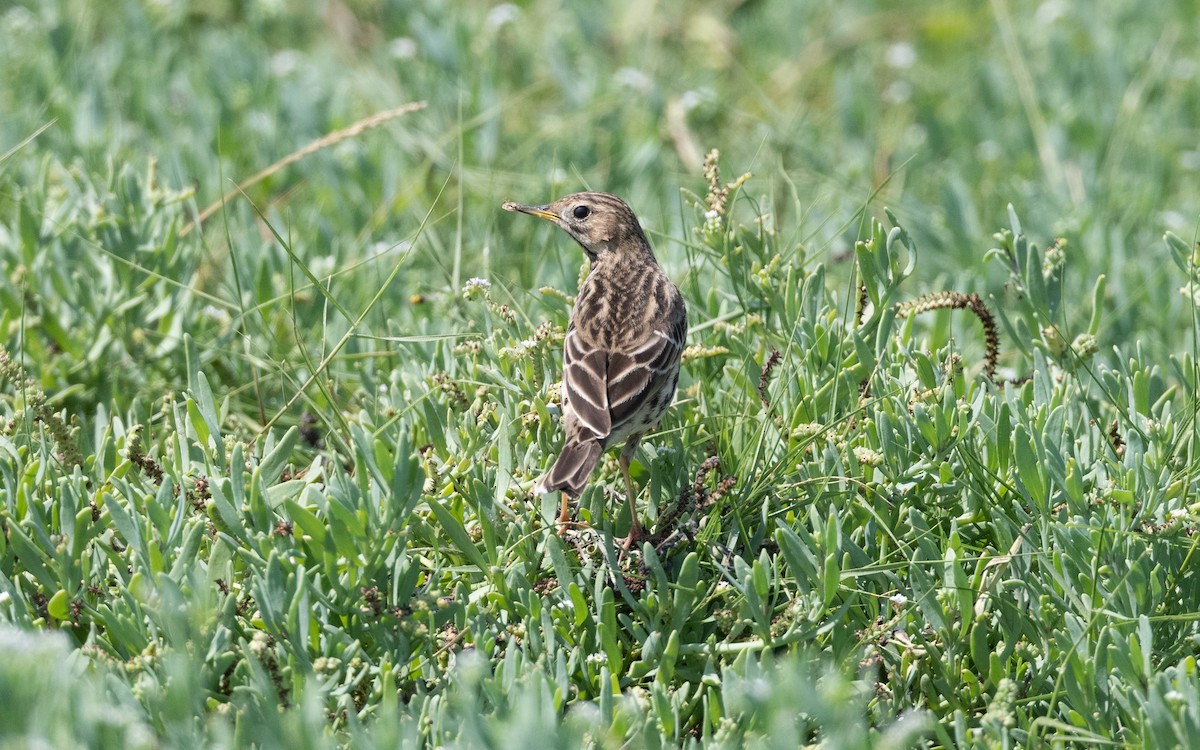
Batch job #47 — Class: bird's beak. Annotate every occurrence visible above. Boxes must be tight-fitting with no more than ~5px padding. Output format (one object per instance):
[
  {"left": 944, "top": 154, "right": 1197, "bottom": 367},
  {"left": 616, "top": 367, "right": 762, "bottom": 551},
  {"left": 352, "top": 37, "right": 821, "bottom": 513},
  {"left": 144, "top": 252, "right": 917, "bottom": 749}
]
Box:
[{"left": 502, "top": 200, "right": 558, "bottom": 223}]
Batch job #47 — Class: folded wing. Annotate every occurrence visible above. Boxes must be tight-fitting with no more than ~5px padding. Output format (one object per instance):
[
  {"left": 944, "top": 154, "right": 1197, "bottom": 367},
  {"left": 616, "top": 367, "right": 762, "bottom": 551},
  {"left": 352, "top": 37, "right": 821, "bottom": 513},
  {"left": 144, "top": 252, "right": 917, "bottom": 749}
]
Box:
[{"left": 562, "top": 296, "right": 686, "bottom": 444}]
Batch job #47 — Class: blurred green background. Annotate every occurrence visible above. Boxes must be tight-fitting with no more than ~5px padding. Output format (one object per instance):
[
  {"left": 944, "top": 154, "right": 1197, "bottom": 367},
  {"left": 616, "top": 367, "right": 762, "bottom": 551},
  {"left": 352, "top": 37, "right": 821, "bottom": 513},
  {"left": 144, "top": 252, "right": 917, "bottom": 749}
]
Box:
[{"left": 4, "top": 1, "right": 1197, "bottom": 413}]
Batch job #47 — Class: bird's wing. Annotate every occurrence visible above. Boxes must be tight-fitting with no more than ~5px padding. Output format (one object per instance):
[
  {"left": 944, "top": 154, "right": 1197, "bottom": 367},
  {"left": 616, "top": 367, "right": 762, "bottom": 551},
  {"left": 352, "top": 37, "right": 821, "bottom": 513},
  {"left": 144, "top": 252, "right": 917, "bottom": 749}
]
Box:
[
  {"left": 562, "top": 324, "right": 612, "bottom": 440},
  {"left": 563, "top": 289, "right": 686, "bottom": 442},
  {"left": 606, "top": 295, "right": 686, "bottom": 430}
]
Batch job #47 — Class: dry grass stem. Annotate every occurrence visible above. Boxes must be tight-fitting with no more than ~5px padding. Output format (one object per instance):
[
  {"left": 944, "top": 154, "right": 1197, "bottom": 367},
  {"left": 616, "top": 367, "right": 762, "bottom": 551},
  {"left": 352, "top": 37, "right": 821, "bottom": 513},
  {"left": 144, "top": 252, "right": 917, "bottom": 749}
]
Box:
[{"left": 181, "top": 101, "right": 427, "bottom": 236}]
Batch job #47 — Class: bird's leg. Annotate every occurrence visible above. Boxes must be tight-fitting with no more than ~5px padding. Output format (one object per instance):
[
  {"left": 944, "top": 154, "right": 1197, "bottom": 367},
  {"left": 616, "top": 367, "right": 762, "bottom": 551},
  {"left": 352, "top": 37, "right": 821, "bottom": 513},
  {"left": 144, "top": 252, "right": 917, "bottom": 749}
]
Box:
[
  {"left": 618, "top": 439, "right": 644, "bottom": 551},
  {"left": 557, "top": 492, "right": 573, "bottom": 534}
]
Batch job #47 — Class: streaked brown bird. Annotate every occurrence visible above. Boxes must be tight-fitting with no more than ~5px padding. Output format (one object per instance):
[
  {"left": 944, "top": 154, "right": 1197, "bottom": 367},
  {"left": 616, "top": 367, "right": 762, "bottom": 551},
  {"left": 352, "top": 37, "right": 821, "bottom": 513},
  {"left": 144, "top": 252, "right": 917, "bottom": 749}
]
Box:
[{"left": 503, "top": 192, "right": 686, "bottom": 548}]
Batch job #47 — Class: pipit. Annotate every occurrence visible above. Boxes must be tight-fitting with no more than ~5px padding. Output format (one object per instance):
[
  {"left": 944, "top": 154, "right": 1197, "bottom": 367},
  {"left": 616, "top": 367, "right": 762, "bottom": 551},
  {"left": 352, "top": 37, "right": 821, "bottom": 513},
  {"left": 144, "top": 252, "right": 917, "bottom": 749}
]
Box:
[{"left": 503, "top": 192, "right": 686, "bottom": 548}]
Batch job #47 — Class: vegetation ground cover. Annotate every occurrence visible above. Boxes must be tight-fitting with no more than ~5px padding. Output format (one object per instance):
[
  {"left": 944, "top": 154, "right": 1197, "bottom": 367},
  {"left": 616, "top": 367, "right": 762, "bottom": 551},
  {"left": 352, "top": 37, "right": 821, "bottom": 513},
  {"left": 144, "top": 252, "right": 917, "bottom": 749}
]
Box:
[{"left": 2, "top": 0, "right": 1200, "bottom": 747}]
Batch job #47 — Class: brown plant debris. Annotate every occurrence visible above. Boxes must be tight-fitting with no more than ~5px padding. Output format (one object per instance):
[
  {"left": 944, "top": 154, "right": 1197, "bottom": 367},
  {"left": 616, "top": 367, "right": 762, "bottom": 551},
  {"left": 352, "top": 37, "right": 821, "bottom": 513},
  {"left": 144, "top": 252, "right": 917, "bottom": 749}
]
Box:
[
  {"left": 894, "top": 291, "right": 1000, "bottom": 380},
  {"left": 182, "top": 101, "right": 427, "bottom": 236},
  {"left": 126, "top": 425, "right": 164, "bottom": 485},
  {"left": 758, "top": 348, "right": 783, "bottom": 408}
]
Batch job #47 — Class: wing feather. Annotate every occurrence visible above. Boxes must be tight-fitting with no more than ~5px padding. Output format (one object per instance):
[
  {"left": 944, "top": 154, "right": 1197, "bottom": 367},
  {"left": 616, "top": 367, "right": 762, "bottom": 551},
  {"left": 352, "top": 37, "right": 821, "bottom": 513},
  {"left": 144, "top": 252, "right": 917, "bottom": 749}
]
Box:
[
  {"left": 607, "top": 290, "right": 685, "bottom": 431},
  {"left": 562, "top": 328, "right": 611, "bottom": 439},
  {"left": 559, "top": 277, "right": 686, "bottom": 445}
]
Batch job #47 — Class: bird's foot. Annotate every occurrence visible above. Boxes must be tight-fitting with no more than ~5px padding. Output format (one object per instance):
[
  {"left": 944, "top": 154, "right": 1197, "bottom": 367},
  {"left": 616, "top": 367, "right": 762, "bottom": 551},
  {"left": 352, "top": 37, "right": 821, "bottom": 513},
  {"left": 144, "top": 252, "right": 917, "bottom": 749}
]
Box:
[
  {"left": 557, "top": 515, "right": 590, "bottom": 536},
  {"left": 615, "top": 524, "right": 647, "bottom": 557}
]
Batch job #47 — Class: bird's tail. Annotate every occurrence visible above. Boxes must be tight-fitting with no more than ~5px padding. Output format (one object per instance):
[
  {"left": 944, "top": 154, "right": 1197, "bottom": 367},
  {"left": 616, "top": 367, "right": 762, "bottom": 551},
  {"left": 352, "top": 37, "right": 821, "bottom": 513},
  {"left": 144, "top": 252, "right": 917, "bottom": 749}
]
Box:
[{"left": 534, "top": 440, "right": 603, "bottom": 497}]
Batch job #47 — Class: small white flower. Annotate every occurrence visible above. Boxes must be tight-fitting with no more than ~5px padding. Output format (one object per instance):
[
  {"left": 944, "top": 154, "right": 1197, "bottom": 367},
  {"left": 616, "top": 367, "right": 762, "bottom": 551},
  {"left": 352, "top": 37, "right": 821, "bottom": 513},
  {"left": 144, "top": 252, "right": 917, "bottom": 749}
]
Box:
[
  {"left": 702, "top": 210, "right": 724, "bottom": 238},
  {"left": 1034, "top": 0, "right": 1068, "bottom": 25},
  {"left": 308, "top": 255, "right": 337, "bottom": 278},
  {"left": 1181, "top": 282, "right": 1200, "bottom": 307},
  {"left": 250, "top": 630, "right": 270, "bottom": 654},
  {"left": 245, "top": 111, "right": 275, "bottom": 135},
  {"left": 1159, "top": 210, "right": 1190, "bottom": 230},
  {"left": 615, "top": 67, "right": 653, "bottom": 94},
  {"left": 269, "top": 50, "right": 302, "bottom": 77},
  {"left": 889, "top": 593, "right": 908, "bottom": 606},
  {"left": 389, "top": 37, "right": 418, "bottom": 60},
  {"left": 882, "top": 80, "right": 912, "bottom": 105},
  {"left": 499, "top": 338, "right": 536, "bottom": 360},
  {"left": 200, "top": 305, "right": 232, "bottom": 326},
  {"left": 904, "top": 123, "right": 928, "bottom": 146},
  {"left": 462, "top": 277, "right": 492, "bottom": 300},
  {"left": 485, "top": 3, "right": 520, "bottom": 31},
  {"left": 885, "top": 42, "right": 917, "bottom": 69}
]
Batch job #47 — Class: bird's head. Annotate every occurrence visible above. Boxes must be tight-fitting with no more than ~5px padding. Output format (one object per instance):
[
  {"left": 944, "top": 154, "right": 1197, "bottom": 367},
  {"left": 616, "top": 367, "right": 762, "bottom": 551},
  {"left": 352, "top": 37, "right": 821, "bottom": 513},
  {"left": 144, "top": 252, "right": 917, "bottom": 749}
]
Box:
[{"left": 503, "top": 191, "right": 650, "bottom": 260}]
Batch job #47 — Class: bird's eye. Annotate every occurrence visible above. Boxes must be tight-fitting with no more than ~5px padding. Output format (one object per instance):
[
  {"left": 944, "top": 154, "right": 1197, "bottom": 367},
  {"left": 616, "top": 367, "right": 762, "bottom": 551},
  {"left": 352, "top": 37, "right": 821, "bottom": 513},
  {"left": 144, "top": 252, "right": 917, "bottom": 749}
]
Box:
[{"left": 572, "top": 205, "right": 591, "bottom": 220}]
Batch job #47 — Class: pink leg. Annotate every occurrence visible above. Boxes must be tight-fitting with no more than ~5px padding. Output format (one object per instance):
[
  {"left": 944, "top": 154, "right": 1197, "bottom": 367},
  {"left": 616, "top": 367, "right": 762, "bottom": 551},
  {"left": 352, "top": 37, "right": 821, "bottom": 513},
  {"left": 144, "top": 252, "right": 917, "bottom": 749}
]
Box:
[{"left": 618, "top": 438, "right": 644, "bottom": 550}]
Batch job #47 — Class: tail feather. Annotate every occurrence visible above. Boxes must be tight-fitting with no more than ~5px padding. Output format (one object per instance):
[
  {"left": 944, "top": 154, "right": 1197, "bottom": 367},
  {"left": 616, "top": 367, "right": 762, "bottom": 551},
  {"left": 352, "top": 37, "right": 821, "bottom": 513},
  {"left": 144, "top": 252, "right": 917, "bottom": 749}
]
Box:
[{"left": 535, "top": 440, "right": 603, "bottom": 497}]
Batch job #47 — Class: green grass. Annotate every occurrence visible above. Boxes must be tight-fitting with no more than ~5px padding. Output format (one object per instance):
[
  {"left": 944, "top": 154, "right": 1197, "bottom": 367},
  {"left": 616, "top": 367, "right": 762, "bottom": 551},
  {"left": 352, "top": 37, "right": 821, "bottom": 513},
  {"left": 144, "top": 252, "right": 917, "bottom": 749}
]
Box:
[{"left": 2, "top": 0, "right": 1200, "bottom": 747}]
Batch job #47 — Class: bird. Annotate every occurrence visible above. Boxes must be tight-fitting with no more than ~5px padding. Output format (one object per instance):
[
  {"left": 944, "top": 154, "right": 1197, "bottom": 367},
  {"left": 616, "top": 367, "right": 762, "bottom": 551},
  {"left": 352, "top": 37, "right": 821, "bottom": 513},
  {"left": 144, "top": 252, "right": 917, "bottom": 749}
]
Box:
[{"left": 502, "top": 192, "right": 686, "bottom": 549}]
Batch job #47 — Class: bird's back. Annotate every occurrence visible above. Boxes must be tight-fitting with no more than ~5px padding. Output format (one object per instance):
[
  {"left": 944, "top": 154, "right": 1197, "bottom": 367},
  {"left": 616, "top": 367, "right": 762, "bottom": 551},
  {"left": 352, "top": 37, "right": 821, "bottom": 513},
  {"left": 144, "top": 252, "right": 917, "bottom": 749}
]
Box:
[{"left": 567, "top": 253, "right": 686, "bottom": 449}]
